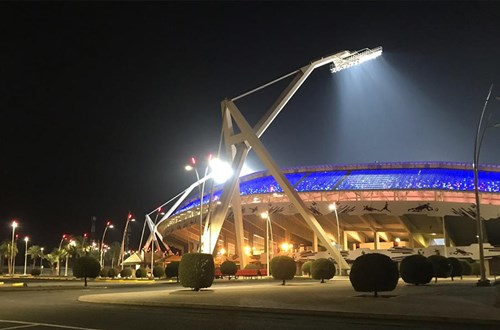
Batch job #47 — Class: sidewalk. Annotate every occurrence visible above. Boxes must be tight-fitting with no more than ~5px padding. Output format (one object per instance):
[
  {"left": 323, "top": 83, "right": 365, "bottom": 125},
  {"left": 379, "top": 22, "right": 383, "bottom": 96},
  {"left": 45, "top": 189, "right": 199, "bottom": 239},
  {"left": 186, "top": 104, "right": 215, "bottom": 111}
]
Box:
[{"left": 79, "top": 277, "right": 500, "bottom": 326}]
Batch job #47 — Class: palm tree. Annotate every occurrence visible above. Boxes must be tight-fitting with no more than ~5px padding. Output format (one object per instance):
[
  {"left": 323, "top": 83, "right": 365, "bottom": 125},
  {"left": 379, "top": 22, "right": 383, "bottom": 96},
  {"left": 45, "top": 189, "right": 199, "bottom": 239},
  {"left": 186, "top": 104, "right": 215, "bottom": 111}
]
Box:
[
  {"left": 27, "top": 245, "right": 42, "bottom": 270},
  {"left": 46, "top": 248, "right": 67, "bottom": 276},
  {"left": 105, "top": 242, "right": 122, "bottom": 269},
  {"left": 0, "top": 240, "right": 18, "bottom": 274}
]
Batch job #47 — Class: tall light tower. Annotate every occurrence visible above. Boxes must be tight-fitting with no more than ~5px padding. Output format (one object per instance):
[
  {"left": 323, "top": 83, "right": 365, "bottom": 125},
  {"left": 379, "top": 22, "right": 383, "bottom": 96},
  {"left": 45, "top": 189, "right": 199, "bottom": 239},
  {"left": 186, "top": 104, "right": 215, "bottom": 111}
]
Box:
[
  {"left": 10, "top": 220, "right": 18, "bottom": 276},
  {"left": 23, "top": 236, "right": 29, "bottom": 275}
]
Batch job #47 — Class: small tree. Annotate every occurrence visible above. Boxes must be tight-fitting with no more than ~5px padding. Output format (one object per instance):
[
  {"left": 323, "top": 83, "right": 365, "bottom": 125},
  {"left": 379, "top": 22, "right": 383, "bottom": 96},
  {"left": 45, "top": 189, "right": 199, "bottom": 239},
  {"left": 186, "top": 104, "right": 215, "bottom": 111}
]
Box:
[
  {"left": 270, "top": 256, "right": 296, "bottom": 285},
  {"left": 100, "top": 267, "right": 109, "bottom": 278},
  {"left": 400, "top": 254, "right": 433, "bottom": 286},
  {"left": 153, "top": 265, "right": 165, "bottom": 278},
  {"left": 302, "top": 261, "right": 312, "bottom": 277},
  {"left": 73, "top": 256, "right": 101, "bottom": 287},
  {"left": 179, "top": 253, "right": 215, "bottom": 291},
  {"left": 447, "top": 257, "right": 463, "bottom": 280},
  {"left": 31, "top": 268, "right": 41, "bottom": 276},
  {"left": 108, "top": 268, "right": 118, "bottom": 279},
  {"left": 311, "top": 258, "right": 336, "bottom": 283},
  {"left": 220, "top": 260, "right": 237, "bottom": 279},
  {"left": 120, "top": 268, "right": 132, "bottom": 278},
  {"left": 166, "top": 261, "right": 180, "bottom": 282},
  {"left": 428, "top": 255, "right": 452, "bottom": 283},
  {"left": 135, "top": 268, "right": 148, "bottom": 278},
  {"left": 349, "top": 253, "right": 399, "bottom": 297}
]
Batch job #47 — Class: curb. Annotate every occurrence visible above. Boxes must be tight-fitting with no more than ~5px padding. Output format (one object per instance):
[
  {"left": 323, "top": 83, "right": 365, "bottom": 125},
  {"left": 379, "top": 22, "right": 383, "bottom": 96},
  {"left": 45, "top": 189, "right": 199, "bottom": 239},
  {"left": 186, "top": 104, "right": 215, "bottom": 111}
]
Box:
[{"left": 77, "top": 297, "right": 500, "bottom": 327}]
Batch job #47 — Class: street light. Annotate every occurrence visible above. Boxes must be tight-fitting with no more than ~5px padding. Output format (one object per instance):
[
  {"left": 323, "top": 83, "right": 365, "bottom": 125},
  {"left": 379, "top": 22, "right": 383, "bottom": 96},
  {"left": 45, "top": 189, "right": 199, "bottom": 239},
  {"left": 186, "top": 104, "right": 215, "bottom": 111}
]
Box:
[
  {"left": 10, "top": 220, "right": 18, "bottom": 276},
  {"left": 59, "top": 234, "right": 67, "bottom": 250},
  {"left": 329, "top": 202, "right": 342, "bottom": 275},
  {"left": 120, "top": 212, "right": 135, "bottom": 270},
  {"left": 185, "top": 155, "right": 212, "bottom": 252},
  {"left": 100, "top": 221, "right": 114, "bottom": 267},
  {"left": 40, "top": 247, "right": 44, "bottom": 270},
  {"left": 23, "top": 236, "right": 29, "bottom": 275},
  {"left": 260, "top": 212, "right": 274, "bottom": 277},
  {"left": 473, "top": 84, "right": 499, "bottom": 287},
  {"left": 65, "top": 240, "right": 75, "bottom": 276}
]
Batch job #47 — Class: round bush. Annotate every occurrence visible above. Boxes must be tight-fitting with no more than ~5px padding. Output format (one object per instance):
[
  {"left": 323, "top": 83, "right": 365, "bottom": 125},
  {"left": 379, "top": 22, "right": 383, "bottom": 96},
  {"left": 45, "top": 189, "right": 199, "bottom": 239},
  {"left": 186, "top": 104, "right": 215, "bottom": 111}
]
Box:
[
  {"left": 302, "top": 261, "right": 312, "bottom": 276},
  {"left": 153, "top": 265, "right": 165, "bottom": 278},
  {"left": 73, "top": 256, "right": 101, "bottom": 287},
  {"left": 460, "top": 260, "right": 472, "bottom": 276},
  {"left": 99, "top": 267, "right": 109, "bottom": 278},
  {"left": 179, "top": 253, "right": 215, "bottom": 291},
  {"left": 108, "top": 268, "right": 118, "bottom": 278},
  {"left": 31, "top": 268, "right": 41, "bottom": 276},
  {"left": 447, "top": 257, "right": 462, "bottom": 280},
  {"left": 120, "top": 268, "right": 133, "bottom": 278},
  {"left": 166, "top": 261, "right": 180, "bottom": 281},
  {"left": 311, "top": 258, "right": 336, "bottom": 283},
  {"left": 135, "top": 268, "right": 148, "bottom": 278},
  {"left": 270, "top": 256, "right": 296, "bottom": 285},
  {"left": 400, "top": 254, "right": 433, "bottom": 285},
  {"left": 349, "top": 253, "right": 399, "bottom": 297},
  {"left": 220, "top": 260, "right": 238, "bottom": 277},
  {"left": 428, "top": 255, "right": 452, "bottom": 282}
]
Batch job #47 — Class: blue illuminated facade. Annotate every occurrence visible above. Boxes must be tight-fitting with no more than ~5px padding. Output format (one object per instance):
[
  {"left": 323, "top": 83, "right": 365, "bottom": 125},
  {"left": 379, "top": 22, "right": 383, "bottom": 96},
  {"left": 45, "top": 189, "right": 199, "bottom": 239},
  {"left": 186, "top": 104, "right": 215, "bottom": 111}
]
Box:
[{"left": 174, "top": 163, "right": 500, "bottom": 215}]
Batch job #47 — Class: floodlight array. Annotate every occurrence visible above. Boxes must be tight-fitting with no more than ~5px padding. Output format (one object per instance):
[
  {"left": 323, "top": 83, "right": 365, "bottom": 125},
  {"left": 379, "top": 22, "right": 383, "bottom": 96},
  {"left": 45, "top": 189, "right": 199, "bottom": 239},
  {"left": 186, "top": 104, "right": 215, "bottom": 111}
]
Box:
[{"left": 330, "top": 46, "right": 382, "bottom": 73}]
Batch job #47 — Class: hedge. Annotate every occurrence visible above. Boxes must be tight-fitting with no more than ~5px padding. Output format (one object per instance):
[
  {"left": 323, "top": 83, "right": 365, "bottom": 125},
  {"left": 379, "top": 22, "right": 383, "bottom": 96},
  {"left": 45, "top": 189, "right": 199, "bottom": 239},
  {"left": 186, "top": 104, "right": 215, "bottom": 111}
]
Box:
[
  {"left": 349, "top": 253, "right": 399, "bottom": 297},
  {"left": 179, "top": 253, "right": 215, "bottom": 291},
  {"left": 311, "top": 258, "right": 336, "bottom": 283},
  {"left": 270, "top": 256, "right": 296, "bottom": 285},
  {"left": 400, "top": 254, "right": 433, "bottom": 285}
]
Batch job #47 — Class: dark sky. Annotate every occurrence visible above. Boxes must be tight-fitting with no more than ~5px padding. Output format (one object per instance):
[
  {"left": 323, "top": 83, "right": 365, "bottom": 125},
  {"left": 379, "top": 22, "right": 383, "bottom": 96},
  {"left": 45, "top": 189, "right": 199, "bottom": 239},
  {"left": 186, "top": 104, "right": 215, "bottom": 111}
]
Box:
[{"left": 1, "top": 2, "right": 500, "bottom": 249}]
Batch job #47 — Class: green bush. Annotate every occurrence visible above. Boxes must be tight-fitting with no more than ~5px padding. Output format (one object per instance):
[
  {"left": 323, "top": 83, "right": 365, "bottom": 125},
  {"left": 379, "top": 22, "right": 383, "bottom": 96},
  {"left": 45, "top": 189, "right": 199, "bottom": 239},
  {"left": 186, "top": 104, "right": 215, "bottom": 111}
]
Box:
[
  {"left": 400, "top": 254, "right": 433, "bottom": 285},
  {"left": 135, "top": 268, "right": 148, "bottom": 278},
  {"left": 73, "top": 256, "right": 101, "bottom": 287},
  {"left": 427, "top": 255, "right": 452, "bottom": 282},
  {"left": 153, "top": 265, "right": 165, "bottom": 278},
  {"left": 166, "top": 261, "right": 180, "bottom": 282},
  {"left": 31, "top": 268, "right": 41, "bottom": 276},
  {"left": 120, "top": 268, "right": 133, "bottom": 278},
  {"left": 99, "top": 267, "right": 109, "bottom": 278},
  {"left": 108, "top": 268, "right": 118, "bottom": 278},
  {"left": 302, "top": 261, "right": 312, "bottom": 277},
  {"left": 311, "top": 258, "right": 336, "bottom": 283},
  {"left": 179, "top": 253, "right": 215, "bottom": 291},
  {"left": 460, "top": 260, "right": 472, "bottom": 276},
  {"left": 220, "top": 260, "right": 238, "bottom": 278},
  {"left": 447, "top": 257, "right": 462, "bottom": 280},
  {"left": 270, "top": 256, "right": 296, "bottom": 285},
  {"left": 349, "top": 253, "right": 399, "bottom": 297}
]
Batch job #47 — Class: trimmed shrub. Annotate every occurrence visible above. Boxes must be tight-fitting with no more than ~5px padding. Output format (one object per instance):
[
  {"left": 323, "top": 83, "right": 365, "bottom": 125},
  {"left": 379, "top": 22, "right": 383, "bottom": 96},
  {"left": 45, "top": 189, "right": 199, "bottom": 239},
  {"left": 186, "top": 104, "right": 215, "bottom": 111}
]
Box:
[
  {"left": 179, "top": 253, "right": 215, "bottom": 291},
  {"left": 73, "top": 256, "right": 101, "bottom": 287},
  {"left": 220, "top": 260, "right": 238, "bottom": 278},
  {"left": 428, "top": 255, "right": 452, "bottom": 282},
  {"left": 270, "top": 256, "right": 296, "bottom": 285},
  {"left": 31, "top": 268, "right": 41, "bottom": 276},
  {"left": 108, "top": 268, "right": 118, "bottom": 278},
  {"left": 311, "top": 258, "right": 336, "bottom": 283},
  {"left": 99, "top": 267, "right": 109, "bottom": 278},
  {"left": 120, "top": 268, "right": 133, "bottom": 278},
  {"left": 166, "top": 261, "right": 180, "bottom": 282},
  {"left": 153, "top": 265, "right": 165, "bottom": 278},
  {"left": 349, "top": 253, "right": 399, "bottom": 297},
  {"left": 460, "top": 260, "right": 472, "bottom": 276},
  {"left": 400, "top": 254, "right": 433, "bottom": 285},
  {"left": 447, "top": 257, "right": 462, "bottom": 280},
  {"left": 302, "top": 261, "right": 312, "bottom": 277},
  {"left": 135, "top": 268, "right": 148, "bottom": 278}
]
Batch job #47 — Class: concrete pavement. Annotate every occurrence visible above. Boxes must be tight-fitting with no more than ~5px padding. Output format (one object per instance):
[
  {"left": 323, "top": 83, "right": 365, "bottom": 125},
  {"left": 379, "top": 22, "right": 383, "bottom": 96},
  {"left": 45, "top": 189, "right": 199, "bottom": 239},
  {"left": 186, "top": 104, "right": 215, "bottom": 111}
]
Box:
[{"left": 79, "top": 276, "right": 500, "bottom": 327}]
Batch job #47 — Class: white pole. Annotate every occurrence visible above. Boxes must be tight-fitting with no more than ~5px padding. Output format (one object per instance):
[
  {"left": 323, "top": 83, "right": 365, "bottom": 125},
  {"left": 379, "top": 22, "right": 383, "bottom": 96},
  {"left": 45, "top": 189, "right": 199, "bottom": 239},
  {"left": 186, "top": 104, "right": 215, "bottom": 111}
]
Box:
[
  {"left": 333, "top": 203, "right": 342, "bottom": 275},
  {"left": 23, "top": 238, "right": 28, "bottom": 275},
  {"left": 64, "top": 254, "right": 69, "bottom": 277},
  {"left": 266, "top": 218, "right": 269, "bottom": 277},
  {"left": 11, "top": 223, "right": 16, "bottom": 276}
]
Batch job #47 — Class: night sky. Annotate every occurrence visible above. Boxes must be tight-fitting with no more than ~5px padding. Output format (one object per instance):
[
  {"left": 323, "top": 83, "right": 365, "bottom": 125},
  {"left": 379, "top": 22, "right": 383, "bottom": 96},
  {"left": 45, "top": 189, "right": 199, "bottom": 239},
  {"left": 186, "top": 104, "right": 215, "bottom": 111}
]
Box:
[{"left": 2, "top": 2, "right": 500, "bottom": 249}]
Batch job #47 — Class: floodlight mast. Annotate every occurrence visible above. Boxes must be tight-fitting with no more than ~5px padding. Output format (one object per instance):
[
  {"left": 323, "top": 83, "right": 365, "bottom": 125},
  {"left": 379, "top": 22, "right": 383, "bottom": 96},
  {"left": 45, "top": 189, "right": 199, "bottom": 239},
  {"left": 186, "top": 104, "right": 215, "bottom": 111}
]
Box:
[{"left": 206, "top": 46, "right": 382, "bottom": 269}]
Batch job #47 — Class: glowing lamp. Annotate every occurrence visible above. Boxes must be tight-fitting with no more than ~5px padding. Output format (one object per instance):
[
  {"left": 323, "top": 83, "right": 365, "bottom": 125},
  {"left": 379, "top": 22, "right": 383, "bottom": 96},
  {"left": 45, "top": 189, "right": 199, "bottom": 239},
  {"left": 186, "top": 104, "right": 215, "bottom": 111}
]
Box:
[{"left": 330, "top": 46, "right": 382, "bottom": 73}]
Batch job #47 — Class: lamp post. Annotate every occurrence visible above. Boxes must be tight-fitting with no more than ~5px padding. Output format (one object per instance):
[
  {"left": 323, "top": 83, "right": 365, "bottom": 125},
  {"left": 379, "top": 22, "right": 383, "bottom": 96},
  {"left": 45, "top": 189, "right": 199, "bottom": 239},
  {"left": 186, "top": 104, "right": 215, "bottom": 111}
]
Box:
[
  {"left": 58, "top": 234, "right": 67, "bottom": 250},
  {"left": 40, "top": 247, "right": 44, "bottom": 271},
  {"left": 329, "top": 202, "right": 342, "bottom": 275},
  {"left": 260, "top": 212, "right": 274, "bottom": 277},
  {"left": 100, "top": 221, "right": 114, "bottom": 267},
  {"left": 23, "top": 236, "right": 29, "bottom": 275},
  {"left": 65, "top": 240, "right": 75, "bottom": 277},
  {"left": 10, "top": 221, "right": 18, "bottom": 276},
  {"left": 473, "top": 84, "right": 499, "bottom": 287},
  {"left": 120, "top": 212, "right": 135, "bottom": 270},
  {"left": 185, "top": 155, "right": 212, "bottom": 252}
]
